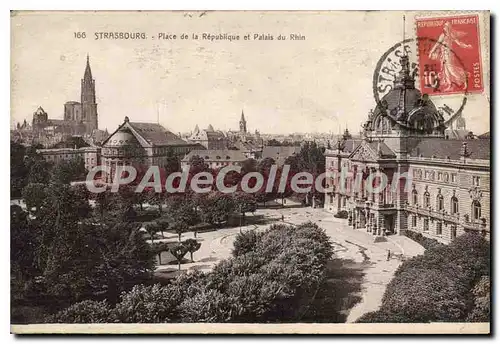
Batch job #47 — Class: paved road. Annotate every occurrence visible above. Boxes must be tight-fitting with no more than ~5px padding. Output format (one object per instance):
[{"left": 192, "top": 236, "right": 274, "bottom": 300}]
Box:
[{"left": 153, "top": 203, "right": 425, "bottom": 322}]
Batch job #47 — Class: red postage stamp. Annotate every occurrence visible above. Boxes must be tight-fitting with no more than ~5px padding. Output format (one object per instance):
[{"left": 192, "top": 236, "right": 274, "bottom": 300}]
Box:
[{"left": 416, "top": 14, "right": 483, "bottom": 95}]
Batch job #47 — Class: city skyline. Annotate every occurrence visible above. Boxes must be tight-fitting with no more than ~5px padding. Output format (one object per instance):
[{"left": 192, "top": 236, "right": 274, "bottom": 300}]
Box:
[{"left": 11, "top": 11, "right": 490, "bottom": 136}]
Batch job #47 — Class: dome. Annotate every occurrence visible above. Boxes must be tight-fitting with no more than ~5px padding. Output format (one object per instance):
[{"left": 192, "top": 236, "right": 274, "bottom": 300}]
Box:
[
  {"left": 104, "top": 128, "right": 139, "bottom": 147},
  {"left": 367, "top": 87, "right": 443, "bottom": 133}
]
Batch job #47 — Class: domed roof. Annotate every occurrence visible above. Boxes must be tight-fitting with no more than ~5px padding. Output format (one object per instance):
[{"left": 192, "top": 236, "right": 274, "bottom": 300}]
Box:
[
  {"left": 367, "top": 55, "right": 443, "bottom": 134},
  {"left": 104, "top": 127, "right": 139, "bottom": 147}
]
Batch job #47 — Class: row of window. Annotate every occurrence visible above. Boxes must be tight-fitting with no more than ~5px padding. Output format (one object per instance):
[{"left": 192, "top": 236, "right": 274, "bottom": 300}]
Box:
[
  {"left": 413, "top": 169, "right": 482, "bottom": 186},
  {"left": 413, "top": 169, "right": 458, "bottom": 183},
  {"left": 410, "top": 216, "right": 457, "bottom": 239},
  {"left": 411, "top": 189, "right": 482, "bottom": 220}
]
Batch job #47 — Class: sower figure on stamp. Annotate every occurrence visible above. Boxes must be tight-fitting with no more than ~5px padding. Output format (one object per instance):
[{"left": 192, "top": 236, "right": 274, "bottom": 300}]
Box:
[{"left": 428, "top": 21, "right": 472, "bottom": 91}]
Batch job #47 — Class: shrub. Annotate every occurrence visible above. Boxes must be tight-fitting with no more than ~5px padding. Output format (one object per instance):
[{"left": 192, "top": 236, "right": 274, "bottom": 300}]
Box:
[
  {"left": 47, "top": 300, "right": 111, "bottom": 323},
  {"left": 356, "top": 310, "right": 413, "bottom": 323},
  {"left": 403, "top": 229, "right": 445, "bottom": 250},
  {"left": 179, "top": 289, "right": 235, "bottom": 323},
  {"left": 377, "top": 231, "right": 490, "bottom": 323},
  {"left": 467, "top": 275, "right": 490, "bottom": 322},
  {"left": 111, "top": 284, "right": 183, "bottom": 323},
  {"left": 232, "top": 230, "right": 263, "bottom": 257},
  {"left": 381, "top": 268, "right": 470, "bottom": 322},
  {"left": 333, "top": 210, "right": 348, "bottom": 219}
]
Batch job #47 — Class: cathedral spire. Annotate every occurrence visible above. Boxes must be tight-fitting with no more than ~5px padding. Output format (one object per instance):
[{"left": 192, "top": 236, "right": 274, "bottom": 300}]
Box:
[
  {"left": 84, "top": 54, "right": 92, "bottom": 81},
  {"left": 81, "top": 54, "right": 98, "bottom": 131},
  {"left": 239, "top": 109, "right": 247, "bottom": 134}
]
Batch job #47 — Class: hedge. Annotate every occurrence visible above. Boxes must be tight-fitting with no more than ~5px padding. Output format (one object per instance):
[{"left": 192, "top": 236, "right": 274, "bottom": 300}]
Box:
[{"left": 402, "top": 229, "right": 445, "bottom": 250}]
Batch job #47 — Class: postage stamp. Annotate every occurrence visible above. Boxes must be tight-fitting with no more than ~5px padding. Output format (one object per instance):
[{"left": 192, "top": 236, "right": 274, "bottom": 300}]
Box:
[{"left": 415, "top": 14, "right": 483, "bottom": 95}]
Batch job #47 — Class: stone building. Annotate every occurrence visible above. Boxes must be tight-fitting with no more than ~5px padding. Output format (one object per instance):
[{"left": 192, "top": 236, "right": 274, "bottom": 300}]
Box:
[
  {"left": 37, "top": 146, "right": 101, "bottom": 172},
  {"left": 187, "top": 124, "right": 228, "bottom": 149},
  {"left": 101, "top": 117, "right": 201, "bottom": 183},
  {"left": 324, "top": 55, "right": 490, "bottom": 244}
]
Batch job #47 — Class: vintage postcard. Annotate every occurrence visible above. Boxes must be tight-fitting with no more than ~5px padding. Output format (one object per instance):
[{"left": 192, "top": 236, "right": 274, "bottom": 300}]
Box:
[{"left": 10, "top": 10, "right": 490, "bottom": 334}]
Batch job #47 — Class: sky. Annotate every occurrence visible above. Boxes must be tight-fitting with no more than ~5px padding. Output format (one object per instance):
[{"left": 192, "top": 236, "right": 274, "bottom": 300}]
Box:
[{"left": 11, "top": 11, "right": 490, "bottom": 135}]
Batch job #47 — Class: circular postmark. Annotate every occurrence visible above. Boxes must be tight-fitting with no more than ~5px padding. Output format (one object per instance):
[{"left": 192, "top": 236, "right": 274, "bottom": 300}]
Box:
[{"left": 372, "top": 37, "right": 468, "bottom": 129}]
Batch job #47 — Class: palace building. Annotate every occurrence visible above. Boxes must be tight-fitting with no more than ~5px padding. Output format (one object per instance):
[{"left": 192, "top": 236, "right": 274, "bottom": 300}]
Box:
[{"left": 324, "top": 55, "right": 490, "bottom": 244}]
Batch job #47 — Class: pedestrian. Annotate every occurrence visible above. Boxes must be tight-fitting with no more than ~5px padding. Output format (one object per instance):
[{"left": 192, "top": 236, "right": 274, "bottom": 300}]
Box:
[
  {"left": 281, "top": 214, "right": 285, "bottom": 222},
  {"left": 386, "top": 249, "right": 391, "bottom": 261}
]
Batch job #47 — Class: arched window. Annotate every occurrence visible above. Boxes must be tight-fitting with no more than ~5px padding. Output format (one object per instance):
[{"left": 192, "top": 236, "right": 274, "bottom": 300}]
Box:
[
  {"left": 436, "top": 194, "right": 444, "bottom": 211},
  {"left": 472, "top": 201, "right": 481, "bottom": 220},
  {"left": 412, "top": 189, "right": 418, "bottom": 205},
  {"left": 423, "top": 191, "right": 431, "bottom": 208},
  {"left": 451, "top": 197, "right": 459, "bottom": 215}
]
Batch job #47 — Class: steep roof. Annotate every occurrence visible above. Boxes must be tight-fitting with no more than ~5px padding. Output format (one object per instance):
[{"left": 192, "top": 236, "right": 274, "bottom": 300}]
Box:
[
  {"left": 262, "top": 146, "right": 301, "bottom": 159},
  {"left": 129, "top": 122, "right": 188, "bottom": 146},
  {"left": 409, "top": 138, "right": 490, "bottom": 160},
  {"left": 182, "top": 149, "right": 247, "bottom": 162},
  {"left": 343, "top": 139, "right": 363, "bottom": 153},
  {"left": 234, "top": 140, "right": 261, "bottom": 152},
  {"left": 445, "top": 129, "right": 470, "bottom": 140},
  {"left": 366, "top": 141, "right": 396, "bottom": 158},
  {"left": 48, "top": 119, "right": 83, "bottom": 127},
  {"left": 50, "top": 136, "right": 90, "bottom": 149}
]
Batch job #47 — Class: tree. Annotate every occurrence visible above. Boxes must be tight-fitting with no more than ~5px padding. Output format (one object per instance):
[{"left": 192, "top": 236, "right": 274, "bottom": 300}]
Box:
[
  {"left": 145, "top": 222, "right": 158, "bottom": 243},
  {"left": 241, "top": 158, "right": 258, "bottom": 174},
  {"left": 11, "top": 205, "right": 39, "bottom": 302},
  {"left": 21, "top": 183, "right": 47, "bottom": 214},
  {"left": 183, "top": 239, "right": 201, "bottom": 262},
  {"left": 163, "top": 148, "right": 181, "bottom": 175},
  {"left": 146, "top": 189, "right": 164, "bottom": 214},
  {"left": 171, "top": 220, "right": 189, "bottom": 242},
  {"left": 285, "top": 141, "right": 325, "bottom": 206},
  {"left": 199, "top": 192, "right": 236, "bottom": 227},
  {"left": 89, "top": 222, "right": 156, "bottom": 304},
  {"left": 27, "top": 158, "right": 51, "bottom": 185},
  {"left": 151, "top": 242, "right": 168, "bottom": 265},
  {"left": 94, "top": 190, "right": 112, "bottom": 220},
  {"left": 266, "top": 139, "right": 282, "bottom": 146},
  {"left": 114, "top": 187, "right": 138, "bottom": 221},
  {"left": 166, "top": 197, "right": 200, "bottom": 237},
  {"left": 11, "top": 142, "right": 28, "bottom": 198},
  {"left": 169, "top": 243, "right": 189, "bottom": 271},
  {"left": 233, "top": 192, "right": 257, "bottom": 216},
  {"left": 51, "top": 157, "right": 87, "bottom": 184},
  {"left": 188, "top": 155, "right": 210, "bottom": 175},
  {"left": 156, "top": 219, "right": 169, "bottom": 238}
]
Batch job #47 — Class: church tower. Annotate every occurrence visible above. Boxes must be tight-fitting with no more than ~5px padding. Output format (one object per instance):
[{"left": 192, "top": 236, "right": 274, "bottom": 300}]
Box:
[
  {"left": 239, "top": 110, "right": 247, "bottom": 134},
  {"left": 81, "top": 55, "right": 98, "bottom": 133}
]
